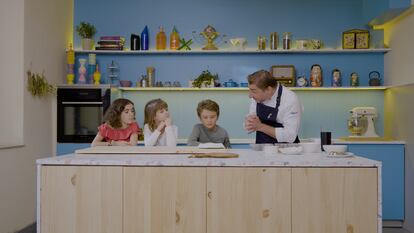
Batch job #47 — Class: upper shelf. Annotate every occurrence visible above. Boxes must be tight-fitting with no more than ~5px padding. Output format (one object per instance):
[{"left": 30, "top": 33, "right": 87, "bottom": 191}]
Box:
[
  {"left": 73, "top": 48, "right": 391, "bottom": 55},
  {"left": 118, "top": 87, "right": 389, "bottom": 91}
]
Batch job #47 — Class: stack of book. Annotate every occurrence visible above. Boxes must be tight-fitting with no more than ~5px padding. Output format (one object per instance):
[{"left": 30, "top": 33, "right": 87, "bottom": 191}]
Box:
[{"left": 95, "top": 36, "right": 125, "bottom": 50}]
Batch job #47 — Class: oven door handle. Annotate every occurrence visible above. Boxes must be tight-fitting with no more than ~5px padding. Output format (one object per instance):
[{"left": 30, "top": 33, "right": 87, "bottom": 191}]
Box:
[{"left": 61, "top": 101, "right": 103, "bottom": 105}]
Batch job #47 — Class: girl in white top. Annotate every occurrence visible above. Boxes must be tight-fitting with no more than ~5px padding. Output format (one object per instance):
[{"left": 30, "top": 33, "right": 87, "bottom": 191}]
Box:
[{"left": 143, "top": 98, "right": 178, "bottom": 146}]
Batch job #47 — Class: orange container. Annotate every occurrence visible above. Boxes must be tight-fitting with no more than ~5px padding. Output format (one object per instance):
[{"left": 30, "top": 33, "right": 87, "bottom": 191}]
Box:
[
  {"left": 156, "top": 26, "right": 167, "bottom": 50},
  {"left": 170, "top": 26, "right": 180, "bottom": 50}
]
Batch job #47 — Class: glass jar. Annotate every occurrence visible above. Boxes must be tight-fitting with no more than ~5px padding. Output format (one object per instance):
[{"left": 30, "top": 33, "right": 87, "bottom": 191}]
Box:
[
  {"left": 257, "top": 36, "right": 266, "bottom": 51},
  {"left": 146, "top": 66, "right": 155, "bottom": 87},
  {"left": 270, "top": 32, "right": 278, "bottom": 50},
  {"left": 283, "top": 32, "right": 292, "bottom": 50}
]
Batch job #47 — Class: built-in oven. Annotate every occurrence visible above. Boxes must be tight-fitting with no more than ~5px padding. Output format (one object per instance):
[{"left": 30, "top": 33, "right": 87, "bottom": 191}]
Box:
[{"left": 57, "top": 87, "right": 110, "bottom": 143}]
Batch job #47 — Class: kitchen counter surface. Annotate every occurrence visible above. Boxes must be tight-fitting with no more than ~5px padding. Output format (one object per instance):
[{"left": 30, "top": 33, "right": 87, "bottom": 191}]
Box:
[{"left": 37, "top": 149, "right": 381, "bottom": 167}]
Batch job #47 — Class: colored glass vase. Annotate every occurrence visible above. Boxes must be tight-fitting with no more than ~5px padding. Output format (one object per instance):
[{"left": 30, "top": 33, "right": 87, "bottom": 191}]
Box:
[
  {"left": 77, "top": 58, "right": 87, "bottom": 84},
  {"left": 141, "top": 26, "right": 149, "bottom": 50}
]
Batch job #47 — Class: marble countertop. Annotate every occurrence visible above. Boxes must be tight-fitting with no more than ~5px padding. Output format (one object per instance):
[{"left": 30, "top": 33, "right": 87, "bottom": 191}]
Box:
[{"left": 37, "top": 149, "right": 381, "bottom": 167}]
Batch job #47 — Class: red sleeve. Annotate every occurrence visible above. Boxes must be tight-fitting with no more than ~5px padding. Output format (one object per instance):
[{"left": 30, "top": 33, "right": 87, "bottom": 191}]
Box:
[
  {"left": 98, "top": 123, "right": 108, "bottom": 138},
  {"left": 129, "top": 122, "right": 142, "bottom": 135}
]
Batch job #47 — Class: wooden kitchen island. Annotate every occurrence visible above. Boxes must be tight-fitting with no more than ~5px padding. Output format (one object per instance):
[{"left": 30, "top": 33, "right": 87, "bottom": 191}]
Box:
[{"left": 37, "top": 148, "right": 382, "bottom": 233}]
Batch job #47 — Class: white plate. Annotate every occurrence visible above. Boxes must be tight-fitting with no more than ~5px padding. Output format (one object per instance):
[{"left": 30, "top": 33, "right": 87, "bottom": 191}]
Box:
[{"left": 326, "top": 152, "right": 354, "bottom": 158}]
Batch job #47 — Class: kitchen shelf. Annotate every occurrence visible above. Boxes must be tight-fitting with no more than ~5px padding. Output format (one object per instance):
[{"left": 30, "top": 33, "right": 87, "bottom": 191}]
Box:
[
  {"left": 118, "top": 86, "right": 388, "bottom": 91},
  {"left": 73, "top": 48, "right": 391, "bottom": 55}
]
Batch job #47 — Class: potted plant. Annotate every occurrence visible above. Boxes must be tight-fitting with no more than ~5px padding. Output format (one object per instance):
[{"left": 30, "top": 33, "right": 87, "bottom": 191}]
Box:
[
  {"left": 76, "top": 21, "right": 97, "bottom": 50},
  {"left": 191, "top": 70, "right": 219, "bottom": 88},
  {"left": 26, "top": 70, "right": 56, "bottom": 97}
]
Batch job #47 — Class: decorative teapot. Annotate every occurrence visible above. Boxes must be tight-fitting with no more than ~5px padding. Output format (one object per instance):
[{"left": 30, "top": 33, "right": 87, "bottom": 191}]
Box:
[{"left": 368, "top": 71, "right": 381, "bottom": 86}]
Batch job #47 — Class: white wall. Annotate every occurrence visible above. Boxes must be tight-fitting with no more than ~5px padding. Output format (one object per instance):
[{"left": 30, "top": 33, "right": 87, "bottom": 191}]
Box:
[
  {"left": 0, "top": 0, "right": 72, "bottom": 232},
  {"left": 0, "top": 0, "right": 24, "bottom": 147},
  {"left": 384, "top": 8, "right": 414, "bottom": 232},
  {"left": 384, "top": 7, "right": 414, "bottom": 86}
]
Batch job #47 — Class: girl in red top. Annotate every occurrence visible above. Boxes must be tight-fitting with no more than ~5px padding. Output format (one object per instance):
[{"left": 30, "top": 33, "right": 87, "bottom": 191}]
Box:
[{"left": 91, "top": 98, "right": 141, "bottom": 146}]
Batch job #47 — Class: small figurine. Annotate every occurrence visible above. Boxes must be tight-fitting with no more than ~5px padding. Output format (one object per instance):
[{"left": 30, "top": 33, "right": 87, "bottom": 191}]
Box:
[
  {"left": 331, "top": 69, "right": 342, "bottom": 87},
  {"left": 297, "top": 75, "right": 308, "bottom": 87},
  {"left": 310, "top": 64, "right": 322, "bottom": 87},
  {"left": 350, "top": 72, "right": 359, "bottom": 87}
]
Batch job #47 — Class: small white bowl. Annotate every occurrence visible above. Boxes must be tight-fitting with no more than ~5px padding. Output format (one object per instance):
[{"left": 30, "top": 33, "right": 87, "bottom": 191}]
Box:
[
  {"left": 323, "top": 145, "right": 347, "bottom": 154},
  {"left": 300, "top": 142, "right": 321, "bottom": 153},
  {"left": 279, "top": 146, "right": 303, "bottom": 155},
  {"left": 264, "top": 145, "right": 279, "bottom": 155}
]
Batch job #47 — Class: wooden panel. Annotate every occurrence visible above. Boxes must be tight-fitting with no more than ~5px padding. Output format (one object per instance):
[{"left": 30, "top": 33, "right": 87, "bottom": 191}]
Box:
[
  {"left": 207, "top": 167, "right": 291, "bottom": 233},
  {"left": 292, "top": 168, "right": 378, "bottom": 233},
  {"left": 124, "top": 167, "right": 206, "bottom": 233},
  {"left": 40, "top": 166, "right": 123, "bottom": 233}
]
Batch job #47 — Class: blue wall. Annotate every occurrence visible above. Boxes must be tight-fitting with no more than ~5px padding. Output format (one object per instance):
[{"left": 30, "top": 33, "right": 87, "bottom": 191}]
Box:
[
  {"left": 74, "top": 0, "right": 385, "bottom": 86},
  {"left": 117, "top": 89, "right": 384, "bottom": 139},
  {"left": 74, "top": 0, "right": 386, "bottom": 140}
]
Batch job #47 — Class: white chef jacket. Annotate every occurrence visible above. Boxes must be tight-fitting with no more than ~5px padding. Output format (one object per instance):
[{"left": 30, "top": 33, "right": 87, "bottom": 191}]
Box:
[{"left": 248, "top": 85, "right": 303, "bottom": 143}]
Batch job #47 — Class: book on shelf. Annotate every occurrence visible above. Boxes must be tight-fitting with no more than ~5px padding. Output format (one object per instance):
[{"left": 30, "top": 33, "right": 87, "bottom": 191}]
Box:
[
  {"left": 95, "top": 46, "right": 124, "bottom": 51},
  {"left": 100, "top": 36, "right": 124, "bottom": 40}
]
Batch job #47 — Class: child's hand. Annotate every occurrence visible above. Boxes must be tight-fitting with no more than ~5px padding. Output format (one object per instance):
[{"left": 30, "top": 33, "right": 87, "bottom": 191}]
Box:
[
  {"left": 164, "top": 117, "right": 172, "bottom": 126},
  {"left": 157, "top": 121, "right": 166, "bottom": 131},
  {"left": 112, "top": 140, "right": 131, "bottom": 146}
]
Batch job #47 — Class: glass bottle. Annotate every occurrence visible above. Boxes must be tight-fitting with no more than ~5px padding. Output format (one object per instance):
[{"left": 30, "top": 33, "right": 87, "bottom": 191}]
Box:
[
  {"left": 141, "top": 26, "right": 149, "bottom": 50},
  {"left": 283, "top": 32, "right": 291, "bottom": 50},
  {"left": 257, "top": 36, "right": 266, "bottom": 50},
  {"left": 146, "top": 66, "right": 155, "bottom": 87},
  {"left": 156, "top": 26, "right": 167, "bottom": 50},
  {"left": 270, "top": 32, "right": 278, "bottom": 50},
  {"left": 170, "top": 26, "right": 180, "bottom": 50}
]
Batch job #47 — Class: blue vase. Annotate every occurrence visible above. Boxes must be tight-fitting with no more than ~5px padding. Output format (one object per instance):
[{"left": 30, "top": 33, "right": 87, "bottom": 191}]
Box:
[{"left": 141, "top": 26, "right": 149, "bottom": 50}]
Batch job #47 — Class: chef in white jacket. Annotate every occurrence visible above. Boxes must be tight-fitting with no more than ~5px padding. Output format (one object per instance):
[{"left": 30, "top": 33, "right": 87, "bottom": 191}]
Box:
[{"left": 244, "top": 70, "right": 302, "bottom": 144}]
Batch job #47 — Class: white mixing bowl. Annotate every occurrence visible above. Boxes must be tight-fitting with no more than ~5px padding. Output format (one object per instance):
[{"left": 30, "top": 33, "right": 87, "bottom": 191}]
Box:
[
  {"left": 300, "top": 142, "right": 321, "bottom": 153},
  {"left": 323, "top": 145, "right": 347, "bottom": 154}
]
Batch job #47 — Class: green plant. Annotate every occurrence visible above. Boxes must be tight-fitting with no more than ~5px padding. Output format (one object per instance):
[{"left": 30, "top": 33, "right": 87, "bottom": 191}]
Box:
[
  {"left": 76, "top": 21, "right": 97, "bottom": 39},
  {"left": 26, "top": 70, "right": 56, "bottom": 97},
  {"left": 192, "top": 70, "right": 219, "bottom": 88}
]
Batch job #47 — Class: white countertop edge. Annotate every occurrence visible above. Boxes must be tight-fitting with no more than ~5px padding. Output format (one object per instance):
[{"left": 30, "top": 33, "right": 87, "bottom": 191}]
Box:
[
  {"left": 152, "top": 138, "right": 406, "bottom": 145},
  {"left": 37, "top": 150, "right": 381, "bottom": 167}
]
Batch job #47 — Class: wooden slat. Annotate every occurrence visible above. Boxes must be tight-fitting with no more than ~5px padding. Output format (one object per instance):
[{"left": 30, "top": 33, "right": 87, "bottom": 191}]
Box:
[
  {"left": 207, "top": 167, "right": 292, "bottom": 233},
  {"left": 123, "top": 167, "right": 206, "bottom": 233},
  {"left": 40, "top": 166, "right": 123, "bottom": 233},
  {"left": 292, "top": 168, "right": 378, "bottom": 233}
]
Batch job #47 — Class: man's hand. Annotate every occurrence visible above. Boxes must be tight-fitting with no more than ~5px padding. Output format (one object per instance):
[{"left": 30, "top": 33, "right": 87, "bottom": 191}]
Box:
[{"left": 244, "top": 115, "right": 262, "bottom": 132}]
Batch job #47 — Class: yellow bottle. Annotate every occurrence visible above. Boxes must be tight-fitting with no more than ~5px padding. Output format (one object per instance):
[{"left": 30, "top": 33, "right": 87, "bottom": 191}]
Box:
[
  {"left": 67, "top": 43, "right": 75, "bottom": 64},
  {"left": 93, "top": 64, "right": 101, "bottom": 85},
  {"left": 156, "top": 26, "right": 167, "bottom": 50},
  {"left": 170, "top": 26, "right": 180, "bottom": 50}
]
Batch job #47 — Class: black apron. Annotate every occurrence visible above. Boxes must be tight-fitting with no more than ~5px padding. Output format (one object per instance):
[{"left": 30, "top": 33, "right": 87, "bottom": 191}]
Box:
[{"left": 255, "top": 85, "right": 300, "bottom": 144}]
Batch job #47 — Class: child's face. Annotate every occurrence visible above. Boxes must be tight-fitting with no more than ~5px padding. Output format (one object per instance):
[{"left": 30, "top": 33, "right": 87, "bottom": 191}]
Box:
[
  {"left": 199, "top": 109, "right": 218, "bottom": 130},
  {"left": 155, "top": 108, "right": 170, "bottom": 122},
  {"left": 121, "top": 104, "right": 135, "bottom": 125}
]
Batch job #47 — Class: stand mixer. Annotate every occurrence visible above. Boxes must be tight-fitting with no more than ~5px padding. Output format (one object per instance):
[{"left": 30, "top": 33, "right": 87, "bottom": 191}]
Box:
[{"left": 347, "top": 107, "right": 379, "bottom": 137}]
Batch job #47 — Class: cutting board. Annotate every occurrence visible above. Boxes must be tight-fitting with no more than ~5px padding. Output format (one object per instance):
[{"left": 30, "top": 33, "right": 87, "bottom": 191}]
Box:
[
  {"left": 75, "top": 146, "right": 230, "bottom": 155},
  {"left": 188, "top": 152, "right": 239, "bottom": 158}
]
